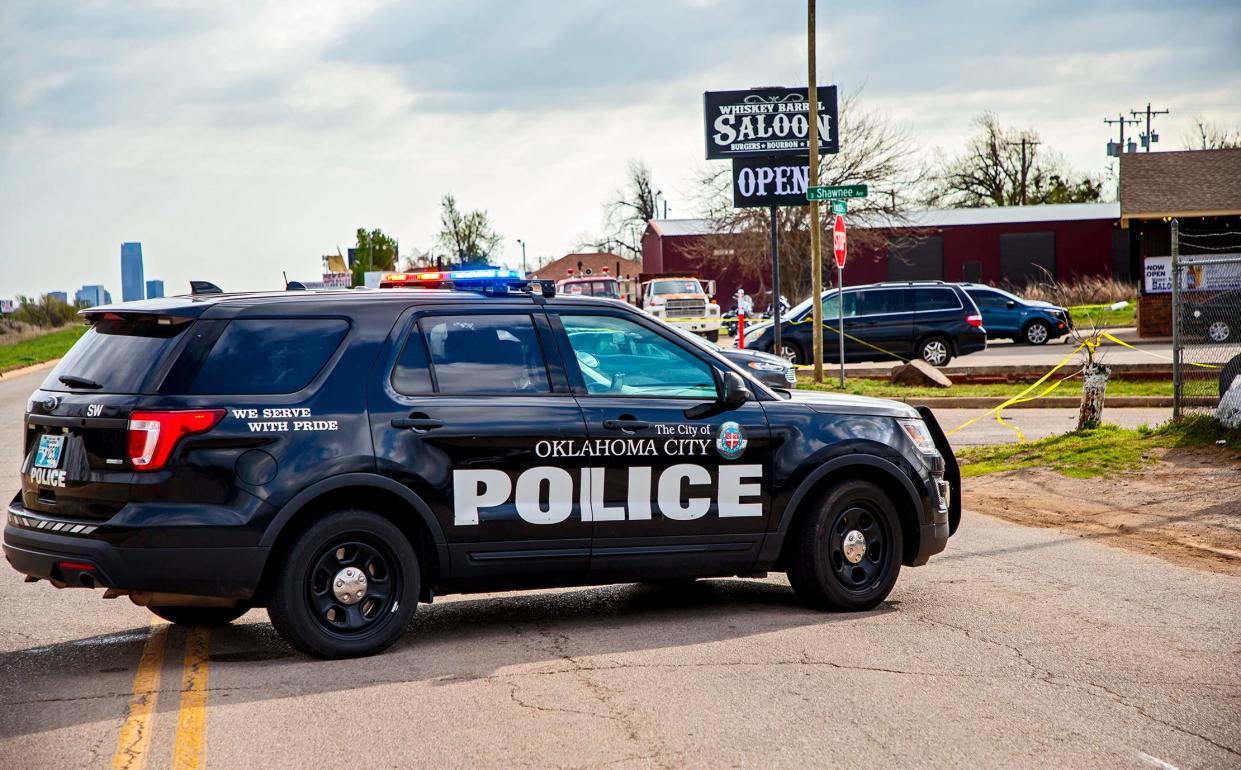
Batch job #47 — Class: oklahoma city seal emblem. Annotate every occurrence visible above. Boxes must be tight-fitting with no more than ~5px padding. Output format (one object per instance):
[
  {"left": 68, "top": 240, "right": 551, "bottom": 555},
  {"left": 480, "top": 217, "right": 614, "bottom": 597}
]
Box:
[{"left": 716, "top": 421, "right": 747, "bottom": 460}]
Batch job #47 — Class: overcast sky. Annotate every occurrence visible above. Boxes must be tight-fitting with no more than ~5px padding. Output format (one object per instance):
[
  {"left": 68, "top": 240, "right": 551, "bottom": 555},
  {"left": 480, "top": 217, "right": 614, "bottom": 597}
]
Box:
[{"left": 2, "top": 0, "right": 1239, "bottom": 299}]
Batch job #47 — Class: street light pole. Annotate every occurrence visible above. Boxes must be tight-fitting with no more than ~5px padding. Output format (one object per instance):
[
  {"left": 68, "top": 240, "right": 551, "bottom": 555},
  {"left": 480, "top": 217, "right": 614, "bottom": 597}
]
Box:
[{"left": 517, "top": 239, "right": 527, "bottom": 276}]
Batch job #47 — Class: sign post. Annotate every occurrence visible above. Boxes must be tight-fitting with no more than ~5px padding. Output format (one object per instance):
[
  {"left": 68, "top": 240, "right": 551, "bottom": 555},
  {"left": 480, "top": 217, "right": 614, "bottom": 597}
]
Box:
[
  {"left": 770, "top": 205, "right": 782, "bottom": 358},
  {"left": 833, "top": 214, "right": 847, "bottom": 387}
]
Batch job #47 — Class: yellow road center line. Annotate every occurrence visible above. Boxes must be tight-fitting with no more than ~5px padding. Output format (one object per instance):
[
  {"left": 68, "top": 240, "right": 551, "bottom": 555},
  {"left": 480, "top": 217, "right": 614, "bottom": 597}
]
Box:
[
  {"left": 172, "top": 626, "right": 211, "bottom": 770},
  {"left": 113, "top": 620, "right": 169, "bottom": 770}
]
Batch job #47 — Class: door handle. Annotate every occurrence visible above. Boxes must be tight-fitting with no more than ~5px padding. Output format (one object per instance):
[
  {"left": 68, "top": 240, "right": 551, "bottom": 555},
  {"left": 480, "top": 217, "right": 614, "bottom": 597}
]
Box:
[
  {"left": 603, "top": 419, "right": 650, "bottom": 432},
  {"left": 391, "top": 417, "right": 444, "bottom": 432}
]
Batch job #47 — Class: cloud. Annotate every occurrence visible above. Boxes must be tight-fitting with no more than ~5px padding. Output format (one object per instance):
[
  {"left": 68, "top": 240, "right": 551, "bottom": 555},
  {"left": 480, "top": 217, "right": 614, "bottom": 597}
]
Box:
[{"left": 0, "top": 0, "right": 1239, "bottom": 299}]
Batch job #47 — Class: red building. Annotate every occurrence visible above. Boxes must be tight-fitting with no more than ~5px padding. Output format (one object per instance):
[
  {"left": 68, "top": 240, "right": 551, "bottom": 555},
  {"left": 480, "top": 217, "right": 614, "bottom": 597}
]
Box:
[{"left": 641, "top": 202, "right": 1125, "bottom": 307}]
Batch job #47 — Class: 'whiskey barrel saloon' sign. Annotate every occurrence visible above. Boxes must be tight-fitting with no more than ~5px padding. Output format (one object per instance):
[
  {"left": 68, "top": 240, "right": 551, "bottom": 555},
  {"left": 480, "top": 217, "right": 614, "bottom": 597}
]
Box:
[{"left": 703, "top": 86, "right": 839, "bottom": 160}]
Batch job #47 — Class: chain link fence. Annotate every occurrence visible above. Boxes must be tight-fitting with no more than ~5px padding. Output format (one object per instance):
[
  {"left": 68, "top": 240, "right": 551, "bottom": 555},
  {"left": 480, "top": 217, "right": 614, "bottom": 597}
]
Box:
[{"left": 1172, "top": 247, "right": 1241, "bottom": 419}]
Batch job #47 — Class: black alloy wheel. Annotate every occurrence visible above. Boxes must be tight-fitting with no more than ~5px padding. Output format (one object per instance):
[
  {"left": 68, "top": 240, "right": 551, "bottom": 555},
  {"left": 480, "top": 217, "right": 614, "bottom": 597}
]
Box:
[
  {"left": 787, "top": 480, "right": 903, "bottom": 611},
  {"left": 267, "top": 510, "right": 419, "bottom": 659},
  {"left": 1024, "top": 320, "right": 1051, "bottom": 345}
]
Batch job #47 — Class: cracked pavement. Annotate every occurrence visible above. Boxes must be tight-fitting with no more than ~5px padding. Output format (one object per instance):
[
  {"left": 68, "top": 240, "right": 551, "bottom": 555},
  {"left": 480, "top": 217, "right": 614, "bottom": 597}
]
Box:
[{"left": 2, "top": 372, "right": 1239, "bottom": 768}]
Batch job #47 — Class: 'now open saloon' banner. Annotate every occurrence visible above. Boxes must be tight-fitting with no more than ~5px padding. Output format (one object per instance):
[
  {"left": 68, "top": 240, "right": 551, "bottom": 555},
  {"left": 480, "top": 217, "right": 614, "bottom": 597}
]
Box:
[
  {"left": 704, "top": 86, "right": 839, "bottom": 160},
  {"left": 731, "top": 156, "right": 811, "bottom": 208}
]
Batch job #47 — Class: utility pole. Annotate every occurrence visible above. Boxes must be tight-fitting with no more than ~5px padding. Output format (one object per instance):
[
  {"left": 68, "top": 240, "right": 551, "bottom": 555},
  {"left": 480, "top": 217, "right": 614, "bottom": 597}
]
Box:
[
  {"left": 517, "top": 238, "right": 527, "bottom": 276},
  {"left": 1003, "top": 137, "right": 1040, "bottom": 205},
  {"left": 807, "top": 0, "right": 824, "bottom": 383},
  {"left": 1131, "top": 102, "right": 1169, "bottom": 152},
  {"left": 1104, "top": 113, "right": 1141, "bottom": 157}
]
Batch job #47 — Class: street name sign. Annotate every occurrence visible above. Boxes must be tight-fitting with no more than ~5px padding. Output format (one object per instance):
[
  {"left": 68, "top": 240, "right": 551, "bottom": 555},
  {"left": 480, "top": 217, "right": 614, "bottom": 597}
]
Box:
[
  {"left": 806, "top": 184, "right": 867, "bottom": 202},
  {"left": 704, "top": 86, "right": 839, "bottom": 160}
]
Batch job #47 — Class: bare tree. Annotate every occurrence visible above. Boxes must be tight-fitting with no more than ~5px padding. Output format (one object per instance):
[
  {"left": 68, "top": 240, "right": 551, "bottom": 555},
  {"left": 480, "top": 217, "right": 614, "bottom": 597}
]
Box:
[
  {"left": 1183, "top": 114, "right": 1241, "bottom": 150},
  {"left": 436, "top": 194, "right": 502, "bottom": 265},
  {"left": 925, "top": 112, "right": 1101, "bottom": 207},
  {"left": 685, "top": 93, "right": 927, "bottom": 303},
  {"left": 579, "top": 160, "right": 659, "bottom": 258}
]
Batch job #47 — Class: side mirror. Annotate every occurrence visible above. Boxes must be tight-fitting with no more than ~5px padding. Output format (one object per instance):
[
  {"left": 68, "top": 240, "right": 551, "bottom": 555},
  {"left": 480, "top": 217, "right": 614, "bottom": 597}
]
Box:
[
  {"left": 1006, "top": 301, "right": 1017, "bottom": 309},
  {"left": 721, "top": 371, "right": 749, "bottom": 407},
  {"left": 685, "top": 370, "right": 749, "bottom": 419}
]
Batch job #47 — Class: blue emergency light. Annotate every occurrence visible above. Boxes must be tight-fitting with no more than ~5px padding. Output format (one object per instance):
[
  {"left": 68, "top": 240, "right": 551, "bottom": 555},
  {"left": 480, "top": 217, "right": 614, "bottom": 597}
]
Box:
[{"left": 379, "top": 268, "right": 553, "bottom": 296}]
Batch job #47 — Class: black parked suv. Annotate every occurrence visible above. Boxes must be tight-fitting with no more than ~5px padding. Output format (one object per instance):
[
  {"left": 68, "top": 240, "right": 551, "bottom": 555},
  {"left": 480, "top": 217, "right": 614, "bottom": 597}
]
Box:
[
  {"left": 743, "top": 281, "right": 987, "bottom": 367},
  {"left": 5, "top": 272, "right": 959, "bottom": 658}
]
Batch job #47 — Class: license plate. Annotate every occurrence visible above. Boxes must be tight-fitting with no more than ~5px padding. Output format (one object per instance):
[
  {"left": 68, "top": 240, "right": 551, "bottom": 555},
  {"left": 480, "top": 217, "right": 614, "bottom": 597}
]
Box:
[{"left": 34, "top": 434, "right": 65, "bottom": 469}]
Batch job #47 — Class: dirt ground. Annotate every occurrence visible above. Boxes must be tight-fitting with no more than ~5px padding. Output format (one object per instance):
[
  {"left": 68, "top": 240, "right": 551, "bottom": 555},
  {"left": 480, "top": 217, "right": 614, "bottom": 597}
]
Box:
[{"left": 967, "top": 447, "right": 1241, "bottom": 576}]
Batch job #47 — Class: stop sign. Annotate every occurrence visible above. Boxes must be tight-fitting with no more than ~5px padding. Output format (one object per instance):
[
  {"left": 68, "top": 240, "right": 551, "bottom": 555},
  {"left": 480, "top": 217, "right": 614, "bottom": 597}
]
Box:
[{"left": 832, "top": 214, "right": 846, "bottom": 268}]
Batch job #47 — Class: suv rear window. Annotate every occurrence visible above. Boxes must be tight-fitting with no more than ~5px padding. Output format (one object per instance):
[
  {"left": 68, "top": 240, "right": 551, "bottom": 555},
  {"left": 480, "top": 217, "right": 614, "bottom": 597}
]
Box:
[
  {"left": 189, "top": 319, "right": 348, "bottom": 395},
  {"left": 913, "top": 288, "right": 962, "bottom": 312},
  {"left": 42, "top": 317, "right": 191, "bottom": 394}
]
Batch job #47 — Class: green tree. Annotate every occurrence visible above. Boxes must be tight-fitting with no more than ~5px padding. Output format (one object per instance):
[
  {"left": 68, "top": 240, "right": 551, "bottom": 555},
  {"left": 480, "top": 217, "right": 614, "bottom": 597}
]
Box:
[
  {"left": 350, "top": 228, "right": 399, "bottom": 287},
  {"left": 11, "top": 294, "right": 81, "bottom": 328},
  {"left": 436, "top": 195, "right": 501, "bottom": 266}
]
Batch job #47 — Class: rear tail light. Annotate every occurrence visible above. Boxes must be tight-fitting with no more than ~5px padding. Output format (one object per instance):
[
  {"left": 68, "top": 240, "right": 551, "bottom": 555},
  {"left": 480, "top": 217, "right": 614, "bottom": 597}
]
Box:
[
  {"left": 966, "top": 314, "right": 983, "bottom": 327},
  {"left": 127, "top": 409, "right": 225, "bottom": 470}
]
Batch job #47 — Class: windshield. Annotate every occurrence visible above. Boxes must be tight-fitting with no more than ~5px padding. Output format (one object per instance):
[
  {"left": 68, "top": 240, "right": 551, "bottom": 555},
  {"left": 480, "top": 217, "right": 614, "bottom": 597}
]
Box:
[
  {"left": 651, "top": 279, "right": 703, "bottom": 295},
  {"left": 42, "top": 317, "right": 192, "bottom": 394}
]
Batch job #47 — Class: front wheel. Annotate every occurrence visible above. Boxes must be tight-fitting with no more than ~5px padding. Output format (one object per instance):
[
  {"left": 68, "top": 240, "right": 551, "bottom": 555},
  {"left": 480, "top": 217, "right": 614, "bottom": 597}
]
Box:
[
  {"left": 267, "top": 510, "right": 419, "bottom": 659},
  {"left": 1207, "top": 319, "right": 1233, "bottom": 344},
  {"left": 148, "top": 606, "right": 249, "bottom": 626},
  {"left": 917, "top": 336, "right": 952, "bottom": 367},
  {"left": 705, "top": 329, "right": 720, "bottom": 343},
  {"left": 1024, "top": 320, "right": 1051, "bottom": 345},
  {"left": 778, "top": 341, "right": 803, "bottom": 365},
  {"left": 786, "top": 480, "right": 903, "bottom": 611}
]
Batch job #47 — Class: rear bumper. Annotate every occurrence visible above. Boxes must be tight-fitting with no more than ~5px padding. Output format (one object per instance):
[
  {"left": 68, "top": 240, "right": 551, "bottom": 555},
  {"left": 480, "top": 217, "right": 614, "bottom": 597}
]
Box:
[
  {"left": 956, "top": 330, "right": 988, "bottom": 356},
  {"left": 4, "top": 506, "right": 268, "bottom": 599}
]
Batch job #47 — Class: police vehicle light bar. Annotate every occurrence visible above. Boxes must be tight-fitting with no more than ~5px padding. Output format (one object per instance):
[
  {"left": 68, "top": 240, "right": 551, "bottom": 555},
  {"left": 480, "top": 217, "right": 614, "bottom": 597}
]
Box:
[{"left": 379, "top": 268, "right": 553, "bottom": 296}]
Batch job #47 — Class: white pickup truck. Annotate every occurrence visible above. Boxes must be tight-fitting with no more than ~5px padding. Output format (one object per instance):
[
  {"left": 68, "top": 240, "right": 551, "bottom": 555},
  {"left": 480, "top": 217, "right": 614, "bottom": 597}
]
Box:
[{"left": 638, "top": 276, "right": 722, "bottom": 342}]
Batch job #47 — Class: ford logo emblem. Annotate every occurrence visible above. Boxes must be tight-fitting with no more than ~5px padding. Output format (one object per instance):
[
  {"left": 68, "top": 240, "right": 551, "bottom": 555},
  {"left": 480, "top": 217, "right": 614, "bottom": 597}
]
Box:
[{"left": 41, "top": 396, "right": 59, "bottom": 411}]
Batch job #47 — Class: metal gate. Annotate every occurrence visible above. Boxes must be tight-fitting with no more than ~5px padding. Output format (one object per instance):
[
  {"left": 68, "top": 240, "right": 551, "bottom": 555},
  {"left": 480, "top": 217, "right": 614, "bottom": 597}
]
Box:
[{"left": 1171, "top": 225, "right": 1241, "bottom": 418}]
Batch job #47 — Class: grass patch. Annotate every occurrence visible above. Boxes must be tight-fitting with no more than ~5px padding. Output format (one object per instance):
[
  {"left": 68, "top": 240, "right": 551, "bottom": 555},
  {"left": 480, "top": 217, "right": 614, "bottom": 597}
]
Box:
[
  {"left": 957, "top": 417, "right": 1241, "bottom": 479},
  {"left": 1068, "top": 301, "right": 1136, "bottom": 329},
  {"left": 0, "top": 326, "right": 87, "bottom": 374},
  {"left": 795, "top": 377, "right": 1171, "bottom": 399}
]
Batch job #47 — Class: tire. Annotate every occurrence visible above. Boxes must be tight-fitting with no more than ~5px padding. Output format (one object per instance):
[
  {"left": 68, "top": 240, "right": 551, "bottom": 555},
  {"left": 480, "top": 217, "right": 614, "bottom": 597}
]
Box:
[
  {"left": 148, "top": 606, "right": 249, "bottom": 626},
  {"left": 917, "top": 336, "right": 952, "bottom": 367},
  {"left": 705, "top": 329, "right": 720, "bottom": 343},
  {"left": 1023, "top": 320, "right": 1051, "bottom": 345},
  {"left": 786, "top": 480, "right": 903, "bottom": 612},
  {"left": 267, "top": 510, "right": 420, "bottom": 659},
  {"left": 1221, "top": 354, "right": 1241, "bottom": 398},
  {"left": 1206, "top": 318, "right": 1233, "bottom": 344},
  {"left": 777, "top": 341, "right": 803, "bottom": 365}
]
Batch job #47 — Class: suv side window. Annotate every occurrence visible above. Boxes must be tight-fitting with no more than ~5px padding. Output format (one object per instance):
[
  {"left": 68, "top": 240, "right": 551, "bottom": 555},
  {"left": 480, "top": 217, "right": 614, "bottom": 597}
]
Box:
[
  {"left": 913, "top": 288, "right": 962, "bottom": 312},
  {"left": 820, "top": 290, "right": 860, "bottom": 319},
  {"left": 189, "top": 318, "right": 349, "bottom": 395},
  {"left": 967, "top": 290, "right": 1007, "bottom": 309},
  {"left": 419, "top": 314, "right": 550, "bottom": 395},
  {"left": 560, "top": 314, "right": 718, "bottom": 399}
]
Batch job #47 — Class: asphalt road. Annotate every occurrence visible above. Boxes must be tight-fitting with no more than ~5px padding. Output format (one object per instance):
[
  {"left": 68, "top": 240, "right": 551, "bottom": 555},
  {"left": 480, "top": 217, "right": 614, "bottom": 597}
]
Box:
[{"left": 1, "top": 367, "right": 1237, "bottom": 769}]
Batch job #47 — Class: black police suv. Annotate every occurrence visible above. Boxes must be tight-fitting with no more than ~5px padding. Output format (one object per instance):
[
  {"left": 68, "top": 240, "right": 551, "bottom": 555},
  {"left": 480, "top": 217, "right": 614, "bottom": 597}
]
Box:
[
  {"left": 5, "top": 271, "right": 960, "bottom": 658},
  {"left": 743, "top": 281, "right": 987, "bottom": 367}
]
